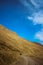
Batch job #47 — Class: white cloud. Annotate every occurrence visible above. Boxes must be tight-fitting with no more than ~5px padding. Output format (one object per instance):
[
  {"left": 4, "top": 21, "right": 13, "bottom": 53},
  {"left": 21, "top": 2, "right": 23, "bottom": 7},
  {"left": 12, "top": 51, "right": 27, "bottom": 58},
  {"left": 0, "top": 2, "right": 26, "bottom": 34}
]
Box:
[
  {"left": 27, "top": 11, "right": 43, "bottom": 44},
  {"left": 31, "top": 0, "right": 43, "bottom": 8},
  {"left": 27, "top": 17, "right": 33, "bottom": 20},
  {"left": 35, "top": 29, "right": 43, "bottom": 42},
  {"left": 27, "top": 11, "right": 43, "bottom": 25},
  {"left": 30, "top": 0, "right": 39, "bottom": 8},
  {"left": 20, "top": 0, "right": 43, "bottom": 44},
  {"left": 27, "top": 15, "right": 43, "bottom": 45}
]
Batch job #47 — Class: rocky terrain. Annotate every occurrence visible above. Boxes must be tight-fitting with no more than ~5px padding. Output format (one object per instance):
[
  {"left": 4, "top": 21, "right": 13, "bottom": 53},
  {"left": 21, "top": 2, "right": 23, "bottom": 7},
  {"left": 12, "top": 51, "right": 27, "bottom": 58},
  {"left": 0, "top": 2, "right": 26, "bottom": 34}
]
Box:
[{"left": 0, "top": 25, "right": 43, "bottom": 65}]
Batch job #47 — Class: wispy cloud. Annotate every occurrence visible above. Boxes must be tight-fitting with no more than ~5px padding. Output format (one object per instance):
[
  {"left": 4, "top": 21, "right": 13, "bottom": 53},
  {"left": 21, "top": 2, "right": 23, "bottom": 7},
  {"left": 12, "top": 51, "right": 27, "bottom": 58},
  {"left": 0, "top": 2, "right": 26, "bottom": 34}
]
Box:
[
  {"left": 30, "top": 0, "right": 43, "bottom": 8},
  {"left": 27, "top": 11, "right": 43, "bottom": 25},
  {"left": 35, "top": 29, "right": 43, "bottom": 44},
  {"left": 27, "top": 11, "right": 43, "bottom": 44},
  {"left": 19, "top": 0, "right": 34, "bottom": 11},
  {"left": 20, "top": 0, "right": 43, "bottom": 44},
  {"left": 30, "top": 0, "right": 39, "bottom": 8}
]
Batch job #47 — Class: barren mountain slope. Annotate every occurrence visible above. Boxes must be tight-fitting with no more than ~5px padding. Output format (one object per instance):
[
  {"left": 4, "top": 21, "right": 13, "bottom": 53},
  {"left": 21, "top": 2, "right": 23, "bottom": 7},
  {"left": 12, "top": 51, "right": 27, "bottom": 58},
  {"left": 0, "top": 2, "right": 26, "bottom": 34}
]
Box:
[{"left": 0, "top": 25, "right": 43, "bottom": 65}]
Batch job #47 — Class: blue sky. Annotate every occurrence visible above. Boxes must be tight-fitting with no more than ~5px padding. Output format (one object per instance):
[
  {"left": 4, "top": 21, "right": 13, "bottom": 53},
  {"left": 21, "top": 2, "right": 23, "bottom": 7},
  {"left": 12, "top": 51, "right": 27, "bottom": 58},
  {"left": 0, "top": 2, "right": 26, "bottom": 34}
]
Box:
[{"left": 0, "top": 0, "right": 43, "bottom": 45}]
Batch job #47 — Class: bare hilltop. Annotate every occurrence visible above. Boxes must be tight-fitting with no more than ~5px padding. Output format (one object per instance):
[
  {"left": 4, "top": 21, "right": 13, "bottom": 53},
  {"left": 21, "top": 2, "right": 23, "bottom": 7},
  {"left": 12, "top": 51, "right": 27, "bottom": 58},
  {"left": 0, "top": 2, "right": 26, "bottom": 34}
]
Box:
[{"left": 0, "top": 25, "right": 43, "bottom": 65}]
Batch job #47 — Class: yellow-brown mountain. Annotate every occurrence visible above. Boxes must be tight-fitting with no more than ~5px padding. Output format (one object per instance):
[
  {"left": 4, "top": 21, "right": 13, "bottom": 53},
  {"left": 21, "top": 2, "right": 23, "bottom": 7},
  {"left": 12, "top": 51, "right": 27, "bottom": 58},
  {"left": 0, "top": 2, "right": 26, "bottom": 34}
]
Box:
[{"left": 0, "top": 25, "right": 43, "bottom": 65}]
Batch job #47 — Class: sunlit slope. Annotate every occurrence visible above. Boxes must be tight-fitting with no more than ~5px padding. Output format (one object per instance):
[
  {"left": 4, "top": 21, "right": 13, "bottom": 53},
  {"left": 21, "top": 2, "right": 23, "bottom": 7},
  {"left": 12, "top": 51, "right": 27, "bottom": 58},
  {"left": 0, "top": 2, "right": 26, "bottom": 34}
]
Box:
[{"left": 0, "top": 25, "right": 43, "bottom": 65}]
